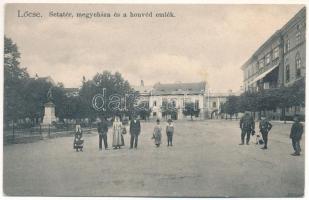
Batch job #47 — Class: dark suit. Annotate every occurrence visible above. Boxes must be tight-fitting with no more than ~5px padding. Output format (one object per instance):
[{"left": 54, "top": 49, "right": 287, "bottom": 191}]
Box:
[
  {"left": 290, "top": 122, "right": 303, "bottom": 154},
  {"left": 98, "top": 120, "right": 109, "bottom": 149},
  {"left": 240, "top": 114, "right": 255, "bottom": 144},
  {"left": 259, "top": 119, "right": 272, "bottom": 148},
  {"left": 129, "top": 119, "right": 141, "bottom": 148}
]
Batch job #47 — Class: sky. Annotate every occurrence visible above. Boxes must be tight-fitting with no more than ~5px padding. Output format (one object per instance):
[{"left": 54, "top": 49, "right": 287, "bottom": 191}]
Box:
[{"left": 5, "top": 4, "right": 304, "bottom": 92}]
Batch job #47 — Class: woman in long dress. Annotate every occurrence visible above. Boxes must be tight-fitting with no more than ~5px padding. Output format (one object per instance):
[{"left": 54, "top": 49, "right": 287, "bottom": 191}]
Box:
[
  {"left": 112, "top": 116, "right": 124, "bottom": 149},
  {"left": 152, "top": 119, "right": 162, "bottom": 147}
]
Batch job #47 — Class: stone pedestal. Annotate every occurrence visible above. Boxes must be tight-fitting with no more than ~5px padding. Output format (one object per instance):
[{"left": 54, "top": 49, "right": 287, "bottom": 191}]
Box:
[{"left": 42, "top": 102, "right": 56, "bottom": 125}]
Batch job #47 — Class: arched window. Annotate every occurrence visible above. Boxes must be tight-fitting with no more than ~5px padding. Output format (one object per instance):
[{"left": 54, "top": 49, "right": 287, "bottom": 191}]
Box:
[
  {"left": 285, "top": 39, "right": 290, "bottom": 53},
  {"left": 285, "top": 65, "right": 290, "bottom": 83},
  {"left": 295, "top": 53, "right": 301, "bottom": 78}
]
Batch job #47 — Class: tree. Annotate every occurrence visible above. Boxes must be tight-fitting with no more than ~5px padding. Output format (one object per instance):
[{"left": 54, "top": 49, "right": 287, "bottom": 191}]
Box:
[
  {"left": 237, "top": 78, "right": 305, "bottom": 121},
  {"left": 183, "top": 102, "right": 200, "bottom": 120},
  {"left": 4, "top": 36, "right": 29, "bottom": 126},
  {"left": 79, "top": 71, "right": 136, "bottom": 120},
  {"left": 136, "top": 101, "right": 151, "bottom": 120},
  {"left": 161, "top": 101, "right": 178, "bottom": 120},
  {"left": 225, "top": 95, "right": 240, "bottom": 119}
]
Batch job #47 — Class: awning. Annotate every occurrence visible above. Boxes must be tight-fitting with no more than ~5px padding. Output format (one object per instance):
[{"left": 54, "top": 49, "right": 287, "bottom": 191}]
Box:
[{"left": 248, "top": 64, "right": 279, "bottom": 85}]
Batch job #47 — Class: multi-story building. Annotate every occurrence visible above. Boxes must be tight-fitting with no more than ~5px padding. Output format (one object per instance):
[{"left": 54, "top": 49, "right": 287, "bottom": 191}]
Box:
[
  {"left": 242, "top": 7, "right": 305, "bottom": 92},
  {"left": 242, "top": 31, "right": 283, "bottom": 92},
  {"left": 133, "top": 81, "right": 208, "bottom": 120},
  {"left": 149, "top": 81, "right": 207, "bottom": 120},
  {"left": 241, "top": 7, "right": 306, "bottom": 118},
  {"left": 281, "top": 8, "right": 306, "bottom": 87},
  {"left": 133, "top": 81, "right": 239, "bottom": 120}
]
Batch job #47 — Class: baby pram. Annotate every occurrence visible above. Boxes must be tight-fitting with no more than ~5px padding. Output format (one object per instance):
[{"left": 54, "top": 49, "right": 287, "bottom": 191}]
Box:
[{"left": 73, "top": 130, "right": 84, "bottom": 152}]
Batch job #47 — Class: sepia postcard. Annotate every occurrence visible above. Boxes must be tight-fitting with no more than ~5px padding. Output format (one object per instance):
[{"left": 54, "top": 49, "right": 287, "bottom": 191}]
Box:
[{"left": 2, "top": 2, "right": 306, "bottom": 198}]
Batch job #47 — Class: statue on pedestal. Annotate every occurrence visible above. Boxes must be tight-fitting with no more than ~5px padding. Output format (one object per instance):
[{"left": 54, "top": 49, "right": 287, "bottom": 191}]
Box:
[{"left": 42, "top": 87, "right": 57, "bottom": 125}]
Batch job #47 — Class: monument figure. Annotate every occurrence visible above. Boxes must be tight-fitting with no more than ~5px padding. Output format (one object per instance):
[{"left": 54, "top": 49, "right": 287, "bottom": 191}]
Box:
[{"left": 42, "top": 87, "right": 57, "bottom": 125}]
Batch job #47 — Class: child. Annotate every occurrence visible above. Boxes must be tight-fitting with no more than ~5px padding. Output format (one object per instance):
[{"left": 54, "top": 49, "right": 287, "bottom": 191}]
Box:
[
  {"left": 73, "top": 130, "right": 84, "bottom": 152},
  {"left": 73, "top": 120, "right": 84, "bottom": 152},
  {"left": 152, "top": 119, "right": 162, "bottom": 147},
  {"left": 166, "top": 119, "right": 174, "bottom": 147}
]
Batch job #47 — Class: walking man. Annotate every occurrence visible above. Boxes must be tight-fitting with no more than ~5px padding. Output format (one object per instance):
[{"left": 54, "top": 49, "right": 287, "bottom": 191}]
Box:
[
  {"left": 290, "top": 115, "right": 304, "bottom": 156},
  {"left": 239, "top": 111, "right": 255, "bottom": 145},
  {"left": 130, "top": 115, "right": 141, "bottom": 149},
  {"left": 98, "top": 117, "right": 109, "bottom": 150},
  {"left": 259, "top": 115, "right": 272, "bottom": 150}
]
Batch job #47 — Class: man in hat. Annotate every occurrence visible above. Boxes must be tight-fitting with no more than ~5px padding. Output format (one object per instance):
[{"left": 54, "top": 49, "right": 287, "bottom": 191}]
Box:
[
  {"left": 259, "top": 115, "right": 272, "bottom": 149},
  {"left": 98, "top": 117, "right": 109, "bottom": 150},
  {"left": 239, "top": 111, "right": 255, "bottom": 145},
  {"left": 129, "top": 115, "right": 141, "bottom": 149},
  {"left": 290, "top": 115, "right": 304, "bottom": 156}
]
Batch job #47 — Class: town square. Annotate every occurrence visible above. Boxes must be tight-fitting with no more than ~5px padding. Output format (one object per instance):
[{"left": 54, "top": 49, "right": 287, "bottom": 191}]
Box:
[
  {"left": 4, "top": 120, "right": 304, "bottom": 197},
  {"left": 3, "top": 4, "right": 306, "bottom": 198}
]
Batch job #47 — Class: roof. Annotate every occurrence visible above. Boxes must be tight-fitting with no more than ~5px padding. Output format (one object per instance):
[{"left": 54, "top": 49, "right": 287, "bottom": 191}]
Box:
[
  {"left": 152, "top": 81, "right": 206, "bottom": 96},
  {"left": 241, "top": 7, "right": 305, "bottom": 70},
  {"left": 280, "top": 7, "right": 306, "bottom": 34},
  {"left": 132, "top": 85, "right": 153, "bottom": 94},
  {"left": 241, "top": 30, "right": 281, "bottom": 70}
]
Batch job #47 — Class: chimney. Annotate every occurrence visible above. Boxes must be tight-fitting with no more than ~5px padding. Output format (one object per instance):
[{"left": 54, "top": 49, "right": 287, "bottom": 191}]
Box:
[{"left": 141, "top": 80, "right": 144, "bottom": 87}]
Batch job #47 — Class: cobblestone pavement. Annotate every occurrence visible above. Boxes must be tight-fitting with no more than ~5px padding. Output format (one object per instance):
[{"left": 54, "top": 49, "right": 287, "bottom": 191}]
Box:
[{"left": 3, "top": 120, "right": 304, "bottom": 197}]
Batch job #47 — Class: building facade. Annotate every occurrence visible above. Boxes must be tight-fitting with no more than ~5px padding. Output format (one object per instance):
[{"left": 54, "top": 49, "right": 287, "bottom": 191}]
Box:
[
  {"left": 133, "top": 81, "right": 237, "bottom": 120},
  {"left": 134, "top": 81, "right": 208, "bottom": 120},
  {"left": 208, "top": 90, "right": 241, "bottom": 119},
  {"left": 241, "top": 7, "right": 306, "bottom": 118}
]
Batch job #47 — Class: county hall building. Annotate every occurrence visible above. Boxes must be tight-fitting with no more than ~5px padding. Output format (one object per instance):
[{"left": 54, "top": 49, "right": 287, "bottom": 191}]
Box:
[{"left": 241, "top": 7, "right": 306, "bottom": 119}]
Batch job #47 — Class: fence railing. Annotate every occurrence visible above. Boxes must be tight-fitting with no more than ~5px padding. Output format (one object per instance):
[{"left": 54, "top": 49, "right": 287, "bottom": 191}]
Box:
[{"left": 4, "top": 124, "right": 96, "bottom": 144}]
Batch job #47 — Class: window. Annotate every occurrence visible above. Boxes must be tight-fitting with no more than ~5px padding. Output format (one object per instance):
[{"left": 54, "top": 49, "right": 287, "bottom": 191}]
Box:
[
  {"left": 285, "top": 39, "right": 290, "bottom": 53},
  {"left": 285, "top": 65, "right": 290, "bottom": 83},
  {"left": 273, "top": 47, "right": 279, "bottom": 59},
  {"left": 171, "top": 100, "right": 176, "bottom": 108},
  {"left": 259, "top": 59, "right": 264, "bottom": 69},
  {"left": 296, "top": 106, "right": 301, "bottom": 113},
  {"left": 212, "top": 102, "right": 217, "bottom": 108},
  {"left": 296, "top": 31, "right": 301, "bottom": 44},
  {"left": 194, "top": 100, "right": 199, "bottom": 110},
  {"left": 265, "top": 53, "right": 271, "bottom": 65},
  {"left": 296, "top": 53, "right": 302, "bottom": 78},
  {"left": 153, "top": 101, "right": 157, "bottom": 106}
]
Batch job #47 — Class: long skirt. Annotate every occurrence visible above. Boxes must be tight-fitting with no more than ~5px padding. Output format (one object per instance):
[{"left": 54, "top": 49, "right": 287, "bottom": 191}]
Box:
[
  {"left": 113, "top": 129, "right": 124, "bottom": 147},
  {"left": 154, "top": 132, "right": 162, "bottom": 145}
]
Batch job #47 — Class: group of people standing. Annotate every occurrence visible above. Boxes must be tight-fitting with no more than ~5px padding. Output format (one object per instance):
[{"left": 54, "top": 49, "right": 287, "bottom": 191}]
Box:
[
  {"left": 97, "top": 115, "right": 141, "bottom": 150},
  {"left": 239, "top": 111, "right": 304, "bottom": 156},
  {"left": 95, "top": 115, "right": 175, "bottom": 151}
]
